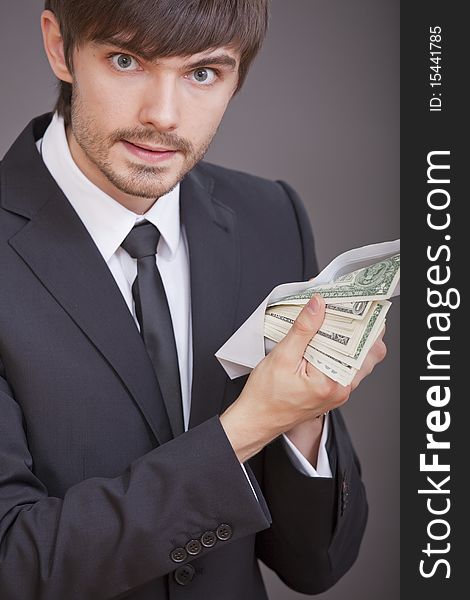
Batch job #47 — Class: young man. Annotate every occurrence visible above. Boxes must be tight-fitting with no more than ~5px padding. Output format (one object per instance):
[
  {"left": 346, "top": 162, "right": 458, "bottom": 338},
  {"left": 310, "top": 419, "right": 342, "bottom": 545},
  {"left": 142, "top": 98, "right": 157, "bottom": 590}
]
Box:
[{"left": 0, "top": 1, "right": 386, "bottom": 598}]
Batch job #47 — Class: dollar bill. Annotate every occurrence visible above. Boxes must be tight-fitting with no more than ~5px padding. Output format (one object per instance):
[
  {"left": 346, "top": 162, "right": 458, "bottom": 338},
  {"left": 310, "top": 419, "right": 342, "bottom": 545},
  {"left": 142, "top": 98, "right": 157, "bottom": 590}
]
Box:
[
  {"left": 267, "top": 304, "right": 357, "bottom": 332},
  {"left": 264, "top": 319, "right": 356, "bottom": 386},
  {"left": 268, "top": 254, "right": 400, "bottom": 306},
  {"left": 263, "top": 253, "right": 398, "bottom": 385},
  {"left": 265, "top": 301, "right": 389, "bottom": 369},
  {"left": 266, "top": 310, "right": 360, "bottom": 355},
  {"left": 325, "top": 300, "right": 372, "bottom": 320}
]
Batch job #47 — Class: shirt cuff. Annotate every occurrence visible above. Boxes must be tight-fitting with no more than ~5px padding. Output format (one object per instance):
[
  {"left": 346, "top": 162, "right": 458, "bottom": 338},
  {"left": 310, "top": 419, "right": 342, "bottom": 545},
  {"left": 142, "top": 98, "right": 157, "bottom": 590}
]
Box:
[
  {"left": 240, "top": 462, "right": 259, "bottom": 501},
  {"left": 281, "top": 414, "right": 333, "bottom": 478}
]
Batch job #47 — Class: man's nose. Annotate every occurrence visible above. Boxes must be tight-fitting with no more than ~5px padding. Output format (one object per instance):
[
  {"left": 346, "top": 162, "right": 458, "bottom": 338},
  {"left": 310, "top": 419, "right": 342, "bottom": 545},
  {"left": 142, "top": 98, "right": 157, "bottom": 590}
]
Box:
[{"left": 138, "top": 74, "right": 181, "bottom": 132}]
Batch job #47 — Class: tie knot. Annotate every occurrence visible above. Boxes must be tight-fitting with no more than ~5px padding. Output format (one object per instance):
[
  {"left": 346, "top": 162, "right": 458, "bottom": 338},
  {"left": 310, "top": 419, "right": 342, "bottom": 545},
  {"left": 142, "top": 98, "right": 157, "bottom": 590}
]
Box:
[{"left": 121, "top": 221, "right": 161, "bottom": 259}]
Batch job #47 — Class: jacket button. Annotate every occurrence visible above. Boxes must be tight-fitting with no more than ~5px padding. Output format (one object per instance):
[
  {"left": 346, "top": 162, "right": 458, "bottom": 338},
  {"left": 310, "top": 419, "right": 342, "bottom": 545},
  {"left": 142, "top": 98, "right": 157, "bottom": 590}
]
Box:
[
  {"left": 185, "top": 539, "right": 202, "bottom": 555},
  {"left": 174, "top": 564, "right": 196, "bottom": 586},
  {"left": 170, "top": 547, "right": 187, "bottom": 563},
  {"left": 216, "top": 523, "right": 233, "bottom": 541},
  {"left": 200, "top": 530, "right": 217, "bottom": 548}
]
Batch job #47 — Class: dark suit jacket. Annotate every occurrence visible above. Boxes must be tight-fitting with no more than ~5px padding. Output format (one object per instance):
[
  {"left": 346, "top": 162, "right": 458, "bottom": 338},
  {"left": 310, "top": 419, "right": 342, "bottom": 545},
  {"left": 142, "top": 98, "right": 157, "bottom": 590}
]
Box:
[{"left": 0, "top": 114, "right": 368, "bottom": 599}]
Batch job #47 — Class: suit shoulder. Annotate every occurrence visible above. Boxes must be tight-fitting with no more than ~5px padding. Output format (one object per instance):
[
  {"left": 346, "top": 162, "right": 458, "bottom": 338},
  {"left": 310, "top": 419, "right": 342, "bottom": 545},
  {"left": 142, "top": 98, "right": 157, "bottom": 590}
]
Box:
[
  {"left": 195, "top": 161, "right": 297, "bottom": 212},
  {"left": 197, "top": 160, "right": 276, "bottom": 188}
]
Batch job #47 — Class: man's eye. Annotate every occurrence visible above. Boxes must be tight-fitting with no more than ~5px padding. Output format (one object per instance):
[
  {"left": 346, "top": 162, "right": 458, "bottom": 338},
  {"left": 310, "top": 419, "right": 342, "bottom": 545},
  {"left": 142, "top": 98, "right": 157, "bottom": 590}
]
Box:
[
  {"left": 111, "top": 54, "right": 139, "bottom": 71},
  {"left": 190, "top": 67, "right": 217, "bottom": 85}
]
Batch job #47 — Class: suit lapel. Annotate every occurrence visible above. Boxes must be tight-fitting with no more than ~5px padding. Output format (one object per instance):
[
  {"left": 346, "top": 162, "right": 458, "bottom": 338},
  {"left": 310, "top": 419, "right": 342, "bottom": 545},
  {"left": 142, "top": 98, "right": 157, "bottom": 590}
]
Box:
[
  {"left": 2, "top": 116, "right": 241, "bottom": 442},
  {"left": 3, "top": 116, "right": 173, "bottom": 446},
  {"left": 181, "top": 168, "right": 240, "bottom": 429}
]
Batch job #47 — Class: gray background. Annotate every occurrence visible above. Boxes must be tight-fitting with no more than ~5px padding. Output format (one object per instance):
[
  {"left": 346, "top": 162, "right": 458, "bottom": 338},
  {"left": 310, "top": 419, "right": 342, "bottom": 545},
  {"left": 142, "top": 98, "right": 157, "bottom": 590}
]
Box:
[{"left": 0, "top": 1, "right": 399, "bottom": 599}]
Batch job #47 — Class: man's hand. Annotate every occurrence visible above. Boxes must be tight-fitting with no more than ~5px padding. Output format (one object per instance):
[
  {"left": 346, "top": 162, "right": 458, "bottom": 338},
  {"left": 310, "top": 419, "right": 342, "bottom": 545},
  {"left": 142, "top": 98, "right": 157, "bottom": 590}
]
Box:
[
  {"left": 220, "top": 295, "right": 387, "bottom": 464},
  {"left": 284, "top": 326, "right": 386, "bottom": 466}
]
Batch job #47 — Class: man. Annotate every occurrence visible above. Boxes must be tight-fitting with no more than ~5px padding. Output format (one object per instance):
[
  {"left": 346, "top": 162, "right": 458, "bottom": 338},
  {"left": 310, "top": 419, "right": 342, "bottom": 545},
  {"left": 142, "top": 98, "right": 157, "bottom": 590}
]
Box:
[{"left": 0, "top": 1, "right": 386, "bottom": 598}]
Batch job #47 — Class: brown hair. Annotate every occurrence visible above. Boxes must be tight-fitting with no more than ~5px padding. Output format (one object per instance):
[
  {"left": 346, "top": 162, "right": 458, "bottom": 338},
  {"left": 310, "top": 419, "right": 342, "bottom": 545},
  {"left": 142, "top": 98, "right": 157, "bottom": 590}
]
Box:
[{"left": 44, "top": 0, "right": 270, "bottom": 125}]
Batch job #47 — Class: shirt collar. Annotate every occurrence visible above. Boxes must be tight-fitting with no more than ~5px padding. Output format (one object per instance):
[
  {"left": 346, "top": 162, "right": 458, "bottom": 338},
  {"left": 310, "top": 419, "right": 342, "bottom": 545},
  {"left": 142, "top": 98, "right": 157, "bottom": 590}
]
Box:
[{"left": 39, "top": 113, "right": 181, "bottom": 262}]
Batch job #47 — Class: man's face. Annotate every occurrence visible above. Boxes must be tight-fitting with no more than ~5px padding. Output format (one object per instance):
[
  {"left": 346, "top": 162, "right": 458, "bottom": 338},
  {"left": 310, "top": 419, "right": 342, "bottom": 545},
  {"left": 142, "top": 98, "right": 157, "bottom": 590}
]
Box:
[{"left": 66, "top": 41, "right": 240, "bottom": 207}]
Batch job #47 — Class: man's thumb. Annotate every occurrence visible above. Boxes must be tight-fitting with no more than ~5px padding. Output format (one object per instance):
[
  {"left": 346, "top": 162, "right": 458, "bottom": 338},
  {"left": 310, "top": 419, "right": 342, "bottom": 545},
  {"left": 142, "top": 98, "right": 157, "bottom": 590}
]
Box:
[{"left": 276, "top": 294, "right": 326, "bottom": 365}]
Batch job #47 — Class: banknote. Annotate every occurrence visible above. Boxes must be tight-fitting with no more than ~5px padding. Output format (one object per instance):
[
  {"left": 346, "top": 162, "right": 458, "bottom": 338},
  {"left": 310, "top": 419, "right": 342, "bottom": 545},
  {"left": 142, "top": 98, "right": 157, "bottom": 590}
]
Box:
[
  {"left": 266, "top": 309, "right": 361, "bottom": 355},
  {"left": 325, "top": 300, "right": 372, "bottom": 320},
  {"left": 268, "top": 254, "right": 400, "bottom": 306},
  {"left": 263, "top": 253, "right": 399, "bottom": 385},
  {"left": 265, "top": 301, "right": 389, "bottom": 370},
  {"left": 264, "top": 319, "right": 355, "bottom": 386}
]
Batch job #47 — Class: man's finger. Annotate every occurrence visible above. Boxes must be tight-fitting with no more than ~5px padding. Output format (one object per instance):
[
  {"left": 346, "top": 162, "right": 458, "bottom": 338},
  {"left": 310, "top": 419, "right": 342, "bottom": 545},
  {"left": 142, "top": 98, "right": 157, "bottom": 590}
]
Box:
[
  {"left": 274, "top": 294, "right": 325, "bottom": 367},
  {"left": 351, "top": 336, "right": 387, "bottom": 391}
]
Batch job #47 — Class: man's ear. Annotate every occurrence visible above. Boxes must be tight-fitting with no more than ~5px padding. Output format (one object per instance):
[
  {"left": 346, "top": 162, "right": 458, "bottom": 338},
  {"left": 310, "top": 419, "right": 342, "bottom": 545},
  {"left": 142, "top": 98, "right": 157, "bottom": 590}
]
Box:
[{"left": 41, "top": 10, "right": 73, "bottom": 84}]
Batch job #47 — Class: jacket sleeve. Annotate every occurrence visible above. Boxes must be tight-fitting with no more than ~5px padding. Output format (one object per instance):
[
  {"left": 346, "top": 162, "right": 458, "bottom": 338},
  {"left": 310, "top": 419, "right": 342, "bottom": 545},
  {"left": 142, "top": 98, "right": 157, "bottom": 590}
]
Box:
[
  {"left": 250, "top": 181, "right": 368, "bottom": 595},
  {"left": 0, "top": 369, "right": 271, "bottom": 600}
]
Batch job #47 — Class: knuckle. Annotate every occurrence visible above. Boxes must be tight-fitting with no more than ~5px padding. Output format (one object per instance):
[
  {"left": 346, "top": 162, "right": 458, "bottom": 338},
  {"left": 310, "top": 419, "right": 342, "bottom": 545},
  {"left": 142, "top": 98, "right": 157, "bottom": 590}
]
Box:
[
  {"left": 269, "top": 348, "right": 287, "bottom": 370},
  {"left": 342, "top": 384, "right": 352, "bottom": 401},
  {"left": 378, "top": 340, "right": 387, "bottom": 361},
  {"left": 317, "top": 377, "right": 336, "bottom": 399},
  {"left": 365, "top": 364, "right": 374, "bottom": 377},
  {"left": 335, "top": 385, "right": 351, "bottom": 406},
  {"left": 360, "top": 358, "right": 373, "bottom": 376}
]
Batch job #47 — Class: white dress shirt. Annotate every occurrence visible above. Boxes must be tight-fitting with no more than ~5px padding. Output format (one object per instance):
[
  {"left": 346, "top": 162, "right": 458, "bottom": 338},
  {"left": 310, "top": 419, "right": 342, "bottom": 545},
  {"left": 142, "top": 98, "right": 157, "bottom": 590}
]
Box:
[{"left": 37, "top": 113, "right": 332, "bottom": 479}]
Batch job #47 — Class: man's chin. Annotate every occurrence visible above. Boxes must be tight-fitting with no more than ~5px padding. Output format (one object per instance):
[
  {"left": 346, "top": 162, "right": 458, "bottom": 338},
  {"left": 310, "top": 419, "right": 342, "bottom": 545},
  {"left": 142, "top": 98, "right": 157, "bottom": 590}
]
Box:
[
  {"left": 114, "top": 182, "right": 174, "bottom": 201},
  {"left": 107, "top": 170, "right": 184, "bottom": 201}
]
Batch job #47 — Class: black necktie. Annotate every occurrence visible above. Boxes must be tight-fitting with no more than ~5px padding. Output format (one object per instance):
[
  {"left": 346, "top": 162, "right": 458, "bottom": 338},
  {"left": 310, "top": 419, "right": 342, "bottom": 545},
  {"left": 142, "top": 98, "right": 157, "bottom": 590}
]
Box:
[{"left": 121, "top": 221, "right": 184, "bottom": 437}]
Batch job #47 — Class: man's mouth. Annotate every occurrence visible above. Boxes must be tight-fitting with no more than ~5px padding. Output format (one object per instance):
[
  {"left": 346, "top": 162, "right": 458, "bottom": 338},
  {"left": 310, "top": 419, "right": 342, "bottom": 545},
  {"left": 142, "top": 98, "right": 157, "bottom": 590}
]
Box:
[
  {"left": 126, "top": 140, "right": 176, "bottom": 152},
  {"left": 121, "top": 139, "right": 179, "bottom": 163}
]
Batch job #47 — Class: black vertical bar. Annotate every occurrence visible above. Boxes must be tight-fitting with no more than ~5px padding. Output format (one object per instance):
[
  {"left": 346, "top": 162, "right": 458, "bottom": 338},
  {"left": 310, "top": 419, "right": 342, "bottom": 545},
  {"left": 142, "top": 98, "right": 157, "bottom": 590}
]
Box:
[{"left": 401, "top": 2, "right": 466, "bottom": 598}]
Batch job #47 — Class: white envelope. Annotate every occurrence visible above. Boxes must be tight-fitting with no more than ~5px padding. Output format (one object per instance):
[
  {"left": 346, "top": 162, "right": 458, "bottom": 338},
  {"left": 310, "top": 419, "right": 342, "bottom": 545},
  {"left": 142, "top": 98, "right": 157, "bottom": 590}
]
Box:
[{"left": 215, "top": 239, "right": 400, "bottom": 379}]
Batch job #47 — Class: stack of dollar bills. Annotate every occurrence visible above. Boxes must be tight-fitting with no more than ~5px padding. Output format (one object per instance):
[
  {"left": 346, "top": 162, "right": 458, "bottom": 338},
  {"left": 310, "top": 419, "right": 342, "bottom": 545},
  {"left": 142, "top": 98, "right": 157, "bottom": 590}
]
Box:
[{"left": 264, "top": 254, "right": 400, "bottom": 386}]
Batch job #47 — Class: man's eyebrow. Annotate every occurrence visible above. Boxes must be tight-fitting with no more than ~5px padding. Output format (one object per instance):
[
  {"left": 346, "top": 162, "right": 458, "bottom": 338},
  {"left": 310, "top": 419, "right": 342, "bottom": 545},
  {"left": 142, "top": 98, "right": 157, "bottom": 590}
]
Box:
[
  {"left": 93, "top": 38, "right": 154, "bottom": 60},
  {"left": 183, "top": 54, "right": 238, "bottom": 71}
]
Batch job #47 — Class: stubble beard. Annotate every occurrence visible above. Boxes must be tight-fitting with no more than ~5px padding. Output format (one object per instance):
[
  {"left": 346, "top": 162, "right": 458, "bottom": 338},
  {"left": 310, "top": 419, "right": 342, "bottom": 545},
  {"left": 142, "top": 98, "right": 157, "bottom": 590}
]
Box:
[{"left": 70, "top": 87, "right": 216, "bottom": 200}]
